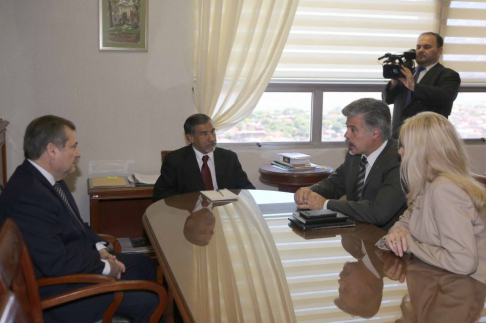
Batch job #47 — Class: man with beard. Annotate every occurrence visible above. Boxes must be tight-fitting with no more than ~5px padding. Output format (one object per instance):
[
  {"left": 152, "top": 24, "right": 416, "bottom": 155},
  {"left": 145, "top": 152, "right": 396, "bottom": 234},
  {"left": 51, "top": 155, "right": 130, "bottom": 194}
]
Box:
[
  {"left": 294, "top": 98, "right": 407, "bottom": 230},
  {"left": 383, "top": 32, "right": 461, "bottom": 138},
  {"left": 153, "top": 114, "right": 254, "bottom": 201}
]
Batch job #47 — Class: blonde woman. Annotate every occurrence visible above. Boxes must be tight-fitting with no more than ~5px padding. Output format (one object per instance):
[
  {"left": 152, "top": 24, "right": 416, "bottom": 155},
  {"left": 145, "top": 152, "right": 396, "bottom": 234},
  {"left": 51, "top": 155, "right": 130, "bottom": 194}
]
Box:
[{"left": 382, "top": 112, "right": 486, "bottom": 283}]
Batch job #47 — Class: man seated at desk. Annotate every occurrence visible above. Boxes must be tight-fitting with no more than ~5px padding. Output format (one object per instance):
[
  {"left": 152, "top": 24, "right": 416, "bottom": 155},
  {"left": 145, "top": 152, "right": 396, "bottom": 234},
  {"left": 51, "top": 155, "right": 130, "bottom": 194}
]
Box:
[
  {"left": 294, "top": 98, "right": 407, "bottom": 230},
  {"left": 153, "top": 113, "right": 254, "bottom": 201},
  {"left": 0, "top": 115, "right": 162, "bottom": 323}
]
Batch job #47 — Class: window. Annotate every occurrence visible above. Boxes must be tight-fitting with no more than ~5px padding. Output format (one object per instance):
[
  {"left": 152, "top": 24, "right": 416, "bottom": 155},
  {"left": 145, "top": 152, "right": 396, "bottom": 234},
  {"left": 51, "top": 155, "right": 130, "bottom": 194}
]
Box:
[
  {"left": 199, "top": 0, "right": 486, "bottom": 143},
  {"left": 219, "top": 92, "right": 312, "bottom": 143},
  {"left": 322, "top": 92, "right": 383, "bottom": 142},
  {"left": 221, "top": 1, "right": 486, "bottom": 143},
  {"left": 450, "top": 92, "right": 486, "bottom": 139},
  {"left": 219, "top": 86, "right": 486, "bottom": 145}
]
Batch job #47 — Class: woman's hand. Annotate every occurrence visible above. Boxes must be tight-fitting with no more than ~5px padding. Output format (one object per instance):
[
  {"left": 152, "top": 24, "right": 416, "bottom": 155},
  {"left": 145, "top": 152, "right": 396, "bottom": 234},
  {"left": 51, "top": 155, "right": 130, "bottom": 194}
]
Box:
[{"left": 385, "top": 226, "right": 410, "bottom": 257}]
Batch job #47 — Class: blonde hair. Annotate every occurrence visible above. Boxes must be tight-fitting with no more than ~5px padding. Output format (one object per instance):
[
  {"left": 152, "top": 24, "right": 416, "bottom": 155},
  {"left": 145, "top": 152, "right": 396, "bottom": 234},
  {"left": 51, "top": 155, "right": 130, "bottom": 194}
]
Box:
[{"left": 399, "top": 112, "right": 486, "bottom": 211}]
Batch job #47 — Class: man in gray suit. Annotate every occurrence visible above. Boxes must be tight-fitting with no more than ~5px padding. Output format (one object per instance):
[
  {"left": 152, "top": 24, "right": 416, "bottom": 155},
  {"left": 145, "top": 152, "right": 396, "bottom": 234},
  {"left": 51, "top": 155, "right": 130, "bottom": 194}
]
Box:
[
  {"left": 383, "top": 32, "right": 461, "bottom": 138},
  {"left": 294, "top": 98, "right": 407, "bottom": 230}
]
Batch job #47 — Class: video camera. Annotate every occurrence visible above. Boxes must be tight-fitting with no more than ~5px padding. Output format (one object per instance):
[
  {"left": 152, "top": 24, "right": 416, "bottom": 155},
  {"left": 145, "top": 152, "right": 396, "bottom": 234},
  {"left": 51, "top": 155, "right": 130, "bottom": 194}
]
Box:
[{"left": 378, "top": 50, "right": 416, "bottom": 79}]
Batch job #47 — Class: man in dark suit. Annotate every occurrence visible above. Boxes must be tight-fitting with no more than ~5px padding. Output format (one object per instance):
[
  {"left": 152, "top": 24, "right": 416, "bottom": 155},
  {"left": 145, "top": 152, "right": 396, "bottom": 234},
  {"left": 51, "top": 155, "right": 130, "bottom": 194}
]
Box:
[
  {"left": 153, "top": 114, "right": 254, "bottom": 201},
  {"left": 383, "top": 32, "right": 461, "bottom": 138},
  {"left": 294, "top": 98, "right": 407, "bottom": 230},
  {"left": 0, "top": 115, "right": 162, "bottom": 323}
]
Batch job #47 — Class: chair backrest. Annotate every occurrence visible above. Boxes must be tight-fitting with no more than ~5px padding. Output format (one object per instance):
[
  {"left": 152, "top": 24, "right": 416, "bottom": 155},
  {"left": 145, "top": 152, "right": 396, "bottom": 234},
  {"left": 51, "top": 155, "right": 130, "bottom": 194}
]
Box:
[
  {"left": 161, "top": 150, "right": 173, "bottom": 162},
  {"left": 0, "top": 291, "right": 30, "bottom": 323},
  {"left": 0, "top": 219, "right": 43, "bottom": 323}
]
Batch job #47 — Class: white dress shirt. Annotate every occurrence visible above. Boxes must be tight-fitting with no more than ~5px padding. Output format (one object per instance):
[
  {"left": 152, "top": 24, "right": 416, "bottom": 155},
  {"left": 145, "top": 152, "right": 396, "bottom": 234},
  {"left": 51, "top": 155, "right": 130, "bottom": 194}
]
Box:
[
  {"left": 192, "top": 146, "right": 218, "bottom": 190},
  {"left": 323, "top": 140, "right": 388, "bottom": 209},
  {"left": 416, "top": 61, "right": 439, "bottom": 83}
]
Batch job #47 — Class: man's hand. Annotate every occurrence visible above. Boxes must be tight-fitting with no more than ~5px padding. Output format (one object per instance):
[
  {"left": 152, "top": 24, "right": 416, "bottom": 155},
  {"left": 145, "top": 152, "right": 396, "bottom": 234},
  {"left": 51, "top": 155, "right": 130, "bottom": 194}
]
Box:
[
  {"left": 385, "top": 226, "right": 410, "bottom": 257},
  {"left": 99, "top": 248, "right": 116, "bottom": 261},
  {"left": 398, "top": 66, "right": 415, "bottom": 91},
  {"left": 295, "top": 188, "right": 326, "bottom": 210},
  {"left": 107, "top": 258, "right": 126, "bottom": 280},
  {"left": 294, "top": 187, "right": 312, "bottom": 205},
  {"left": 388, "top": 78, "right": 399, "bottom": 90}
]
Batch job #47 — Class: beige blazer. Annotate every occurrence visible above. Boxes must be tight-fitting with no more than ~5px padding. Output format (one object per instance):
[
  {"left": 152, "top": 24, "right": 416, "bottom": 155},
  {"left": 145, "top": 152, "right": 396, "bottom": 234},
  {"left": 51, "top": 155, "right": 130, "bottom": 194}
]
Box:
[{"left": 391, "top": 176, "right": 486, "bottom": 284}]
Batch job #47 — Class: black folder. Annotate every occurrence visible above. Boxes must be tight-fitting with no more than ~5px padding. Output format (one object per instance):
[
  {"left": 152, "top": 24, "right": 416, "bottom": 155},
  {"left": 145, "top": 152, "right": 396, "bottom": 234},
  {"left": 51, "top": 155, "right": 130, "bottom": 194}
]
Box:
[{"left": 288, "top": 216, "right": 356, "bottom": 231}]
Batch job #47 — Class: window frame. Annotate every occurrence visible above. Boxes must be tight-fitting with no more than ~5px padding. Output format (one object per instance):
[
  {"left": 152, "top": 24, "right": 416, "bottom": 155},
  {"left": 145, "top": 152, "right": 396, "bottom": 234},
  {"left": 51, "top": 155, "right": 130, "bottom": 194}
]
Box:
[{"left": 218, "top": 83, "right": 486, "bottom": 150}]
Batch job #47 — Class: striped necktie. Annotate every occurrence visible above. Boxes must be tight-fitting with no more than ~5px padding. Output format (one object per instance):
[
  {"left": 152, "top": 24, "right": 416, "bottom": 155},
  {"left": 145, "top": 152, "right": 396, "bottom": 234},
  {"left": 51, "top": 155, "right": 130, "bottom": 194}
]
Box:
[
  {"left": 53, "top": 182, "right": 85, "bottom": 230},
  {"left": 356, "top": 156, "right": 368, "bottom": 200}
]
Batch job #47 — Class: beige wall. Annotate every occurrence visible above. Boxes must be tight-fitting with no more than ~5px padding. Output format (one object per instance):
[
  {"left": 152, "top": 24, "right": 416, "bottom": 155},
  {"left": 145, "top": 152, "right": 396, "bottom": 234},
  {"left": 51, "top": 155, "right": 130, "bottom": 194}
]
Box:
[{"left": 1, "top": 0, "right": 485, "bottom": 223}]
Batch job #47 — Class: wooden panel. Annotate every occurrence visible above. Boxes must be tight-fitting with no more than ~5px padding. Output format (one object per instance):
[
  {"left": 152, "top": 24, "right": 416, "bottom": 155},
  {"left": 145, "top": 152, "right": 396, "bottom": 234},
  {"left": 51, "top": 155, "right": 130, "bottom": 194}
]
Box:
[{"left": 88, "top": 180, "right": 154, "bottom": 238}]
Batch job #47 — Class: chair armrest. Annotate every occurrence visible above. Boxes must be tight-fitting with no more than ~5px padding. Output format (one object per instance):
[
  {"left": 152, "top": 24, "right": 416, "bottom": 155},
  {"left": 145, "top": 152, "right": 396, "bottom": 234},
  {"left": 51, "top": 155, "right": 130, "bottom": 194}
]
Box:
[
  {"left": 37, "top": 274, "right": 115, "bottom": 287},
  {"left": 98, "top": 234, "right": 122, "bottom": 254},
  {"left": 41, "top": 280, "right": 168, "bottom": 323}
]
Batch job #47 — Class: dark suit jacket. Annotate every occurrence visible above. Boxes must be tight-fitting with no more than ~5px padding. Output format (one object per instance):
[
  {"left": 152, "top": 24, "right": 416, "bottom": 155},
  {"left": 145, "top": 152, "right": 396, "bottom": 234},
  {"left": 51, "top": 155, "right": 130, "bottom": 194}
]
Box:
[
  {"left": 153, "top": 145, "right": 254, "bottom": 201},
  {"left": 0, "top": 160, "right": 105, "bottom": 279},
  {"left": 383, "top": 63, "right": 461, "bottom": 138},
  {"left": 309, "top": 140, "right": 407, "bottom": 230}
]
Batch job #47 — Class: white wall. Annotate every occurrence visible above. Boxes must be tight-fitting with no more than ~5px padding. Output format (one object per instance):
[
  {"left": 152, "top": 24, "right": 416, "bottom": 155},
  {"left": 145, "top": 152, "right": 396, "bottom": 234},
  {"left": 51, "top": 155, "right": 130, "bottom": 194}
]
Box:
[
  {"left": 1, "top": 0, "right": 485, "bottom": 223},
  {"left": 0, "top": 0, "right": 195, "bottom": 221}
]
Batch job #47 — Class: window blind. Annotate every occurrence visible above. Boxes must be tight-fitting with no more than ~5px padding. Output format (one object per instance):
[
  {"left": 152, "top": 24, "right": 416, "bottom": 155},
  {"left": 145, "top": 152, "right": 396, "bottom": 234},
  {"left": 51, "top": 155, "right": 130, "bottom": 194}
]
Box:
[
  {"left": 441, "top": 0, "right": 486, "bottom": 84},
  {"left": 273, "top": 0, "right": 441, "bottom": 82}
]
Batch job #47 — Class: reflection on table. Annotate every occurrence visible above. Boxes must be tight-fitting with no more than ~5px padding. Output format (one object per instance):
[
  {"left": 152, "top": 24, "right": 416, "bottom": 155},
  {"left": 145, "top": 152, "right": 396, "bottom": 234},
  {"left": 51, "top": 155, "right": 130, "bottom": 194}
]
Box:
[{"left": 143, "top": 190, "right": 486, "bottom": 323}]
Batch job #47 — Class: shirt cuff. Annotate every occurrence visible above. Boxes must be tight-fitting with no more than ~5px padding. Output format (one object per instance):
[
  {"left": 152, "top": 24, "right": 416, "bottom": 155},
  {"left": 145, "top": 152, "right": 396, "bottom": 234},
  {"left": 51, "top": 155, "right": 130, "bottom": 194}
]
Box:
[
  {"left": 323, "top": 200, "right": 329, "bottom": 209},
  {"left": 96, "top": 242, "right": 107, "bottom": 251},
  {"left": 101, "top": 259, "right": 110, "bottom": 275}
]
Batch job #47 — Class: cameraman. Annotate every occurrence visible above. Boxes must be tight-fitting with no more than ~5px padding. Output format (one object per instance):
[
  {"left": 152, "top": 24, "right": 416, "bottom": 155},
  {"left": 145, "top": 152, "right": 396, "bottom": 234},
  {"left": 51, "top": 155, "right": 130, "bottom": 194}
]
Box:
[{"left": 382, "top": 32, "right": 461, "bottom": 138}]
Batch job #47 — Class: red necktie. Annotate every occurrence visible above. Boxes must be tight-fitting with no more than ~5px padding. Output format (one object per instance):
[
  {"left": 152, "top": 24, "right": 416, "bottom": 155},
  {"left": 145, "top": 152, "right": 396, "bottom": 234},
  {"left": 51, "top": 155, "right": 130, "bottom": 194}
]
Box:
[{"left": 201, "top": 155, "right": 214, "bottom": 190}]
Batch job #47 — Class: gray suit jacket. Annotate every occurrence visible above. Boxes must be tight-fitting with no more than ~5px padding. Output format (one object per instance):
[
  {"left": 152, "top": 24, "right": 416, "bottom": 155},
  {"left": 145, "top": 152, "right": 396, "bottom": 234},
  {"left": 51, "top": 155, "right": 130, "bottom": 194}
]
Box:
[
  {"left": 309, "top": 140, "right": 407, "bottom": 230},
  {"left": 383, "top": 63, "right": 461, "bottom": 138}
]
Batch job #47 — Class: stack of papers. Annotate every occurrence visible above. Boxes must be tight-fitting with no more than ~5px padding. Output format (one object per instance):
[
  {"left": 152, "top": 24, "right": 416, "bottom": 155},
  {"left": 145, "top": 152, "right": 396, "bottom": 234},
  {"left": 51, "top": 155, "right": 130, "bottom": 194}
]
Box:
[
  {"left": 132, "top": 173, "right": 159, "bottom": 185},
  {"left": 200, "top": 189, "right": 238, "bottom": 202}
]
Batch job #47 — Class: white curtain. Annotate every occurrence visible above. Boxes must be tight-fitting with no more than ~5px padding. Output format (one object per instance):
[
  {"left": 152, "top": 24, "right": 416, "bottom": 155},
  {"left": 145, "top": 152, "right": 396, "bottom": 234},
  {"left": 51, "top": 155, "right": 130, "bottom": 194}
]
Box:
[{"left": 194, "top": 0, "right": 300, "bottom": 133}]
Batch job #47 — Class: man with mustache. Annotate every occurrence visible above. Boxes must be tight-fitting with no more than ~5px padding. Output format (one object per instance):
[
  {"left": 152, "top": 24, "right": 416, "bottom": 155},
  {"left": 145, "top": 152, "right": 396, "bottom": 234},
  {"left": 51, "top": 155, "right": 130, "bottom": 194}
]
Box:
[
  {"left": 153, "top": 114, "right": 254, "bottom": 201},
  {"left": 294, "top": 98, "right": 407, "bottom": 230},
  {"left": 383, "top": 32, "right": 461, "bottom": 138}
]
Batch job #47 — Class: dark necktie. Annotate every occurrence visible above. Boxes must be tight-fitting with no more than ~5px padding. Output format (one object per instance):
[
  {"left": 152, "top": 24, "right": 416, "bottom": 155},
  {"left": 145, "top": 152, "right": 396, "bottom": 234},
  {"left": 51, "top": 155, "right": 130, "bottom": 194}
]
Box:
[
  {"left": 356, "top": 156, "right": 368, "bottom": 200},
  {"left": 405, "top": 66, "right": 426, "bottom": 106},
  {"left": 53, "top": 182, "right": 85, "bottom": 230},
  {"left": 201, "top": 155, "right": 214, "bottom": 190}
]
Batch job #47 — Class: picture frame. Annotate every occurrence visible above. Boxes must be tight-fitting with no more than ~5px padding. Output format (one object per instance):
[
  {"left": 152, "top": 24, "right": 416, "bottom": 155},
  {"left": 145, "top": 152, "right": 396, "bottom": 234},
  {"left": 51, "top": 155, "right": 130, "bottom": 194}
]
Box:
[{"left": 99, "top": 0, "right": 148, "bottom": 51}]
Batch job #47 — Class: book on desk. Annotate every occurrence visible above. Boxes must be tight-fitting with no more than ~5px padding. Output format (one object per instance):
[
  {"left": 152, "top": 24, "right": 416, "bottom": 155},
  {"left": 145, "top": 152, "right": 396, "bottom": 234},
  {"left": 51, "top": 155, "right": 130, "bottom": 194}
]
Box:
[
  {"left": 289, "top": 210, "right": 355, "bottom": 230},
  {"left": 91, "top": 176, "right": 131, "bottom": 188},
  {"left": 200, "top": 189, "right": 238, "bottom": 202}
]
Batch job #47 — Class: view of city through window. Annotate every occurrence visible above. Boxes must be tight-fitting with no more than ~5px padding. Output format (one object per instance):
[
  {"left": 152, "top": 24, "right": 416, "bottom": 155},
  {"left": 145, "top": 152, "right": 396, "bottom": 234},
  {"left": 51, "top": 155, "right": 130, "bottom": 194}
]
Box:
[
  {"left": 219, "top": 91, "right": 486, "bottom": 143},
  {"left": 219, "top": 92, "right": 312, "bottom": 143}
]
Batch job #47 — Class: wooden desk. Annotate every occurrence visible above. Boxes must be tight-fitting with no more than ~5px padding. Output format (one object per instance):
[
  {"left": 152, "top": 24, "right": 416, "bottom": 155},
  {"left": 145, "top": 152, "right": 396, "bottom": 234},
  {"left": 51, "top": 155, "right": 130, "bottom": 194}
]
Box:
[
  {"left": 0, "top": 120, "right": 9, "bottom": 186},
  {"left": 144, "top": 190, "right": 486, "bottom": 322},
  {"left": 259, "top": 164, "right": 333, "bottom": 192},
  {"left": 88, "top": 180, "right": 153, "bottom": 238}
]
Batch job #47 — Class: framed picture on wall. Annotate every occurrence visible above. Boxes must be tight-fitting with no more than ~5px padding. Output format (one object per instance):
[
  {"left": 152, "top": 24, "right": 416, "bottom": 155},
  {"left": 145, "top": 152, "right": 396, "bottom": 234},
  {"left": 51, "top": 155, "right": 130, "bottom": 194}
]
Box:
[{"left": 99, "top": 0, "right": 148, "bottom": 51}]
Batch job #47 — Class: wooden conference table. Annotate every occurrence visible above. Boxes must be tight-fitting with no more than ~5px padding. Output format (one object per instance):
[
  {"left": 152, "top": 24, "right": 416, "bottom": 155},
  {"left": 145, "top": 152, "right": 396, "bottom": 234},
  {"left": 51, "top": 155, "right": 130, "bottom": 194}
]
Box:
[{"left": 143, "top": 190, "right": 486, "bottom": 323}]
